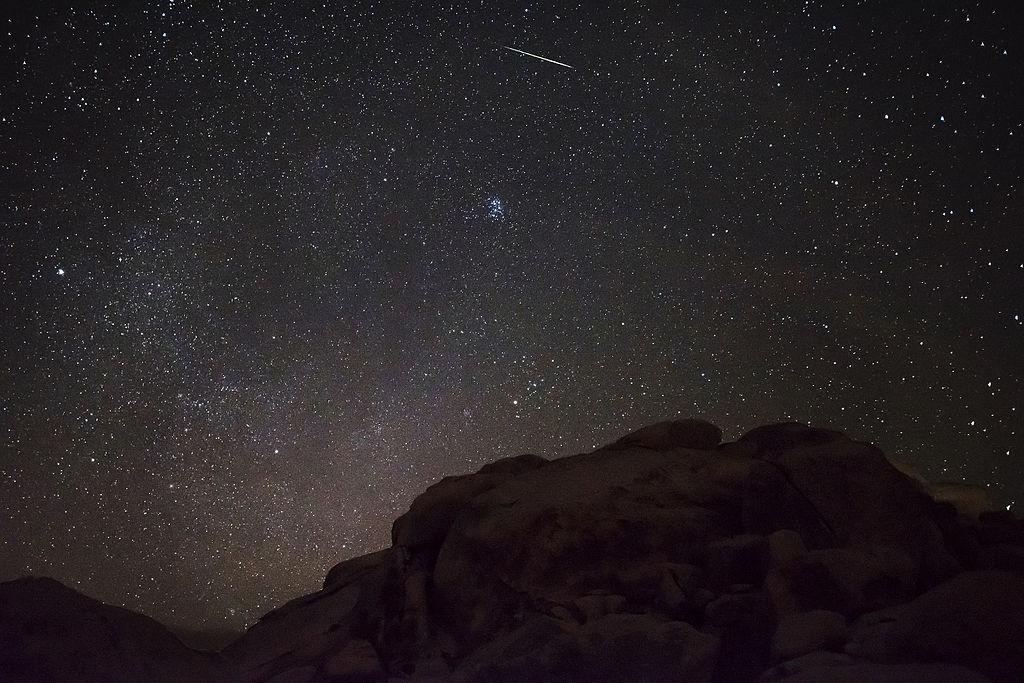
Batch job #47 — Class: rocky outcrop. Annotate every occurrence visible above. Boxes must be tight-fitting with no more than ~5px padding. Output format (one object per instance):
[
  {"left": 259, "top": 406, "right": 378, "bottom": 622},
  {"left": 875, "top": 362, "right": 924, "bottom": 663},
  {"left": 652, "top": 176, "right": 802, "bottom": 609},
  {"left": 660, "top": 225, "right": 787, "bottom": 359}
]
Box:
[
  {"left": 2, "top": 419, "right": 1022, "bottom": 681},
  {"left": 607, "top": 419, "right": 723, "bottom": 451},
  {"left": 844, "top": 570, "right": 1024, "bottom": 682},
  {"left": 929, "top": 482, "right": 994, "bottom": 519},
  {"left": 770, "top": 609, "right": 847, "bottom": 664},
  {"left": 213, "top": 419, "right": 1023, "bottom": 681}
]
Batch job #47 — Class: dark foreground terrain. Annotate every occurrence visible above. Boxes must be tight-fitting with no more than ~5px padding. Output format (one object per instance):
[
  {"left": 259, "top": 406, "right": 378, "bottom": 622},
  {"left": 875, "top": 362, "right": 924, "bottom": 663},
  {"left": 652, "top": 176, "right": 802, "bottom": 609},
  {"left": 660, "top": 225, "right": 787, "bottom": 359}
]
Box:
[{"left": 3, "top": 420, "right": 1023, "bottom": 681}]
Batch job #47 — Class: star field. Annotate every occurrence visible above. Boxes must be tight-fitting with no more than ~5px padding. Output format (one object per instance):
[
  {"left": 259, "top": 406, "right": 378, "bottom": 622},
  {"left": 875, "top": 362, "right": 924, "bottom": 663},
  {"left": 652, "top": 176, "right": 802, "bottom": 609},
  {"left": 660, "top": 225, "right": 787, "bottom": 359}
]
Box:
[{"left": 1, "top": 2, "right": 1022, "bottom": 633}]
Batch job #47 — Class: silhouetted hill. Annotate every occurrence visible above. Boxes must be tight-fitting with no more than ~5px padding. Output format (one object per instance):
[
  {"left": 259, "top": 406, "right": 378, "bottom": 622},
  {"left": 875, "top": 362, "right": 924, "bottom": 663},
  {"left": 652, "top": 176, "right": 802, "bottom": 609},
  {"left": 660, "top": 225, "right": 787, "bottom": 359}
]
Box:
[
  {"left": 0, "top": 576, "right": 223, "bottom": 680},
  {"left": 3, "top": 420, "right": 1023, "bottom": 681},
  {"left": 169, "top": 625, "right": 244, "bottom": 652}
]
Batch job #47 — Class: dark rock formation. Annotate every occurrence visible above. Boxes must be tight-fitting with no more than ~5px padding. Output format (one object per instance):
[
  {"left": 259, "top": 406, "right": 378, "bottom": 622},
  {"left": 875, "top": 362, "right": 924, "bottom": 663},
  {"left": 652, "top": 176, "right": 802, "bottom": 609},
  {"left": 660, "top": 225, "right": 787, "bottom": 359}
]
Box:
[
  {"left": 770, "top": 609, "right": 847, "bottom": 664},
  {"left": 608, "top": 418, "right": 723, "bottom": 451},
  {"left": 844, "top": 570, "right": 1024, "bottom": 682},
  {"left": 3, "top": 420, "right": 1022, "bottom": 682}
]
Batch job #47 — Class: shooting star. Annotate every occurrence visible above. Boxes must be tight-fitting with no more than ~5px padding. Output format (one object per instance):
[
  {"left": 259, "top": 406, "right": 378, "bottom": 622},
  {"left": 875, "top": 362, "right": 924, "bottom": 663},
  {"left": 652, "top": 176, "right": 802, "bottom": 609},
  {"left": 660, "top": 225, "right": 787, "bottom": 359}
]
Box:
[{"left": 502, "top": 45, "right": 574, "bottom": 70}]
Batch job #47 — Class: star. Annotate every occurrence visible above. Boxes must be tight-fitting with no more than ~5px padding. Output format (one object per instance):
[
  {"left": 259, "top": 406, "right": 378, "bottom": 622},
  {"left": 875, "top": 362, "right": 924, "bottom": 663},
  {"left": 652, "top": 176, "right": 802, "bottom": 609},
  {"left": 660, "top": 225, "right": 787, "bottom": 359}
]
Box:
[
  {"left": 1, "top": 1, "right": 1019, "bottom": 635},
  {"left": 487, "top": 196, "right": 506, "bottom": 220}
]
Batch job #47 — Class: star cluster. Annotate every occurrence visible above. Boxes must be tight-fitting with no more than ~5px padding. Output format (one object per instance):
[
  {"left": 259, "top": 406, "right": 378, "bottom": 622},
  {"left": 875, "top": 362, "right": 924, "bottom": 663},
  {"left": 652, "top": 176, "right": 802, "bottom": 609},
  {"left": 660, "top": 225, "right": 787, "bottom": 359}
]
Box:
[{"left": 1, "top": 2, "right": 1021, "bottom": 632}]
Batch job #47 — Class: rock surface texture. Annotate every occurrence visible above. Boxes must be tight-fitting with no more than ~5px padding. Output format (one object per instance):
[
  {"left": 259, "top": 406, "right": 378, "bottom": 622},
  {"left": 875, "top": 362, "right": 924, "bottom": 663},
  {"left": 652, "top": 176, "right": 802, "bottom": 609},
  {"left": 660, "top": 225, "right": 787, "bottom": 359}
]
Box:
[{"left": 2, "top": 419, "right": 1022, "bottom": 682}]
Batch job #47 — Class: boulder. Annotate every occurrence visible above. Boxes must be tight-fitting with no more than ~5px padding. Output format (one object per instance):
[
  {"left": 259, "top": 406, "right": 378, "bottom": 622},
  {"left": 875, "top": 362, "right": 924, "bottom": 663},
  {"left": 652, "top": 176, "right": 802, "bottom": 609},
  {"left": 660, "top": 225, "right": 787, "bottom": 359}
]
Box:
[
  {"left": 571, "top": 593, "right": 628, "bottom": 621},
  {"left": 601, "top": 561, "right": 702, "bottom": 617},
  {"left": 702, "top": 589, "right": 774, "bottom": 681},
  {"left": 222, "top": 554, "right": 395, "bottom": 678},
  {"left": 704, "top": 534, "right": 768, "bottom": 590},
  {"left": 976, "top": 544, "right": 1024, "bottom": 572},
  {"left": 322, "top": 638, "right": 385, "bottom": 681},
  {"left": 606, "top": 419, "right": 723, "bottom": 451},
  {"left": 476, "top": 453, "right": 548, "bottom": 476},
  {"left": 267, "top": 665, "right": 317, "bottom": 682},
  {"left": 770, "top": 610, "right": 847, "bottom": 663},
  {"left": 739, "top": 422, "right": 847, "bottom": 452},
  {"left": 431, "top": 446, "right": 752, "bottom": 648},
  {"left": 842, "top": 605, "right": 904, "bottom": 663},
  {"left": 775, "top": 546, "right": 918, "bottom": 617},
  {"left": 766, "top": 529, "right": 808, "bottom": 571},
  {"left": 846, "top": 571, "right": 1024, "bottom": 682},
  {"left": 455, "top": 614, "right": 720, "bottom": 682},
  {"left": 933, "top": 509, "right": 984, "bottom": 568},
  {"left": 760, "top": 650, "right": 990, "bottom": 682},
  {"left": 391, "top": 472, "right": 510, "bottom": 549},
  {"left": 704, "top": 590, "right": 767, "bottom": 628},
  {"left": 929, "top": 482, "right": 994, "bottom": 519},
  {"left": 324, "top": 548, "right": 391, "bottom": 589},
  {"left": 976, "top": 511, "right": 1024, "bottom": 546},
  {"left": 9, "top": 419, "right": 1021, "bottom": 682},
  {"left": 759, "top": 650, "right": 860, "bottom": 679},
  {"left": 742, "top": 431, "right": 959, "bottom": 583}
]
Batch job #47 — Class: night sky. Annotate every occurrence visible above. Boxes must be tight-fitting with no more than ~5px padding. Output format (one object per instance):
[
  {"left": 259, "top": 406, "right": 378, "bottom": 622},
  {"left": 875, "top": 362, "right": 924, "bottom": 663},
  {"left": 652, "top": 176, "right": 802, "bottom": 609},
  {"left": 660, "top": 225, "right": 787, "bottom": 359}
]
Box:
[{"left": 2, "top": 2, "right": 1022, "bottom": 633}]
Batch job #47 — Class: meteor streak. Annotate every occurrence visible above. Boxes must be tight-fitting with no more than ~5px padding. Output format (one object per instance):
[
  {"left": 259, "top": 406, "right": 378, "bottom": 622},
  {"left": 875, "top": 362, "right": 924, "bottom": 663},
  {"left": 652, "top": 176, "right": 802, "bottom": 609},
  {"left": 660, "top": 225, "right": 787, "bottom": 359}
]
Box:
[{"left": 502, "top": 45, "right": 574, "bottom": 70}]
